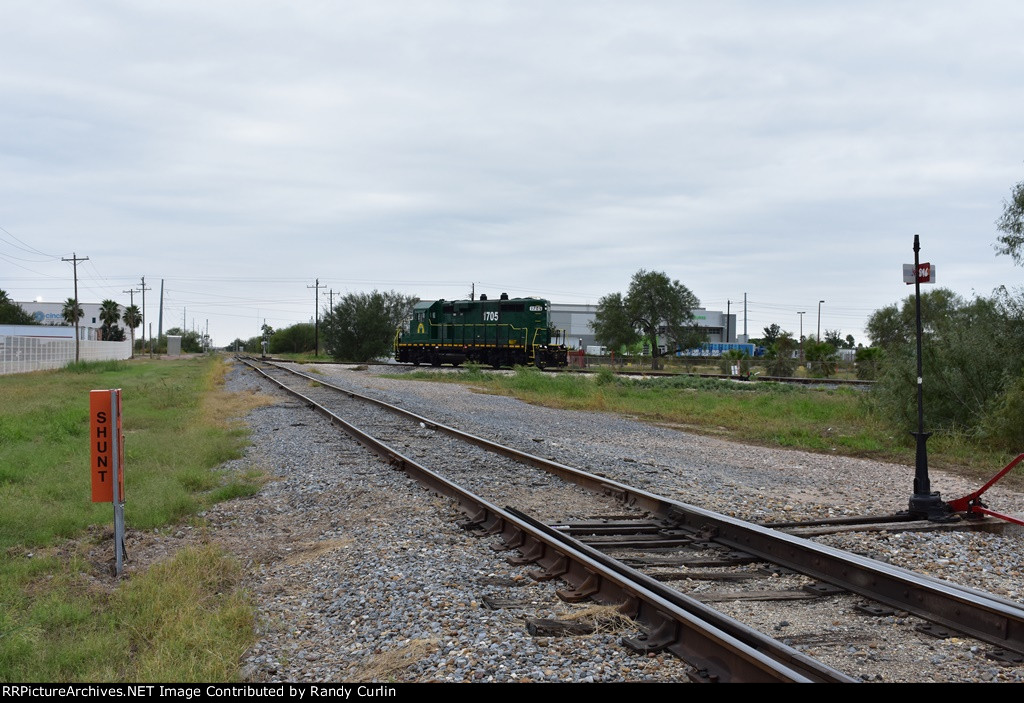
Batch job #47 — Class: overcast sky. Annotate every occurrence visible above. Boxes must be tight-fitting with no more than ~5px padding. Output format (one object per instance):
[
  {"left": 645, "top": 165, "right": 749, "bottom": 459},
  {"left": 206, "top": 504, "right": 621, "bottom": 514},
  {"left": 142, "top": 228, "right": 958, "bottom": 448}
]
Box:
[{"left": 2, "top": 1, "right": 1022, "bottom": 347}]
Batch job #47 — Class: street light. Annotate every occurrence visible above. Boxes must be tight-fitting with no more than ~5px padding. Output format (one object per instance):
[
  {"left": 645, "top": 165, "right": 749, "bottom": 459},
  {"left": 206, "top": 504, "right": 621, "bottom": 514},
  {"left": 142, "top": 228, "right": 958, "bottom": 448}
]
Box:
[
  {"left": 797, "top": 311, "right": 805, "bottom": 360},
  {"left": 817, "top": 300, "right": 825, "bottom": 341}
]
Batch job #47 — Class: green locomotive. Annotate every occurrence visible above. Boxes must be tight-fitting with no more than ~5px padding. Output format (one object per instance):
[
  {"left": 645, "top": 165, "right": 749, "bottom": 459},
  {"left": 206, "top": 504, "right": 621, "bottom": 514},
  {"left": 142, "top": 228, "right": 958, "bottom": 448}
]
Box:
[{"left": 394, "top": 293, "right": 567, "bottom": 369}]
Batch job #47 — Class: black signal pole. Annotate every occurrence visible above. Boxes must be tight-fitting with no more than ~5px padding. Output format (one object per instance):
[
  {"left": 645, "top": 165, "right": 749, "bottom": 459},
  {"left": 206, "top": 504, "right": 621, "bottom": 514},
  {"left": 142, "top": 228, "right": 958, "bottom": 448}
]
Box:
[{"left": 907, "top": 235, "right": 951, "bottom": 521}]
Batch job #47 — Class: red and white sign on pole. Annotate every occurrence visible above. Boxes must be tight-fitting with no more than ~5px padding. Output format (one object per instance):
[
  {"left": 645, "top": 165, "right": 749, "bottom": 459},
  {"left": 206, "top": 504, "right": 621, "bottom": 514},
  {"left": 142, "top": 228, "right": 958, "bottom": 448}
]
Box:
[{"left": 903, "top": 262, "right": 936, "bottom": 284}]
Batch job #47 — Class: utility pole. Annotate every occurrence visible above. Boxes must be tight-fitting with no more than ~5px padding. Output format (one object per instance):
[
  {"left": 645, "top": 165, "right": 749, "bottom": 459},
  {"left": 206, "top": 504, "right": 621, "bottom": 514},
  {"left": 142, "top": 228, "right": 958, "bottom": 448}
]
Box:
[
  {"left": 308, "top": 278, "right": 326, "bottom": 356},
  {"left": 138, "top": 277, "right": 151, "bottom": 354},
  {"left": 158, "top": 279, "right": 165, "bottom": 341},
  {"left": 743, "top": 293, "right": 747, "bottom": 340},
  {"left": 797, "top": 311, "right": 805, "bottom": 360},
  {"left": 62, "top": 253, "right": 88, "bottom": 362},
  {"left": 726, "top": 300, "right": 731, "bottom": 343},
  {"left": 123, "top": 287, "right": 140, "bottom": 356},
  {"left": 817, "top": 300, "right": 825, "bottom": 342}
]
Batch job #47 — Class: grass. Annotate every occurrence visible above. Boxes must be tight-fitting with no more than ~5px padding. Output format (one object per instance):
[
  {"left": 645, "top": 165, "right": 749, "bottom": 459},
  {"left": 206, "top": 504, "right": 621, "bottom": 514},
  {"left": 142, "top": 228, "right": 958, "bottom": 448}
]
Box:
[
  {"left": 0, "top": 355, "right": 275, "bottom": 683},
  {"left": 390, "top": 365, "right": 1024, "bottom": 490}
]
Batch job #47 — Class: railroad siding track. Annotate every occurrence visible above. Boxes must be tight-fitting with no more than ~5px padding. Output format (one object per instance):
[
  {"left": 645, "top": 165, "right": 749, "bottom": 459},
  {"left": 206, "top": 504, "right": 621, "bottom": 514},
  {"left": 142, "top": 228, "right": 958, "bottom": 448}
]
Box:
[{"left": 238, "top": 358, "right": 1024, "bottom": 682}]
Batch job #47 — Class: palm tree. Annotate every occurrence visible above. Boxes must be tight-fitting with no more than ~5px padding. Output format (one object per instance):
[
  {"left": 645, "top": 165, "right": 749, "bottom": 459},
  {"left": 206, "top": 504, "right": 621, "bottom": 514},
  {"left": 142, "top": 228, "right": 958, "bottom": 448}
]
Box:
[
  {"left": 122, "top": 304, "right": 141, "bottom": 356},
  {"left": 61, "top": 297, "right": 84, "bottom": 326},
  {"left": 99, "top": 299, "right": 122, "bottom": 341},
  {"left": 62, "top": 297, "right": 85, "bottom": 362}
]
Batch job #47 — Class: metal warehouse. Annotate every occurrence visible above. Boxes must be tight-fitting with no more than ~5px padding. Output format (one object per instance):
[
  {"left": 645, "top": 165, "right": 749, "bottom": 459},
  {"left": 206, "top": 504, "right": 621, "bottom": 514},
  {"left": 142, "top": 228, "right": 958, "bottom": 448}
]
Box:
[{"left": 549, "top": 303, "right": 739, "bottom": 352}]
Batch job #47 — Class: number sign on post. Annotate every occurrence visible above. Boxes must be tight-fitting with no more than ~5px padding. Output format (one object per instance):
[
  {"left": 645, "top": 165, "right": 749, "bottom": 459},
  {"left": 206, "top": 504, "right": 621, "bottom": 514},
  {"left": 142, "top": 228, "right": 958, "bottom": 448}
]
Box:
[{"left": 903, "top": 262, "right": 936, "bottom": 285}]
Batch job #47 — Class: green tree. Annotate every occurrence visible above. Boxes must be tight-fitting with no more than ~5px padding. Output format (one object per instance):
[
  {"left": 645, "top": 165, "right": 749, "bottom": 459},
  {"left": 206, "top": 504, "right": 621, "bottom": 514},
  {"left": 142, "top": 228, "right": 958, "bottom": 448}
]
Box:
[
  {"left": 866, "top": 288, "right": 1024, "bottom": 447},
  {"left": 855, "top": 346, "right": 883, "bottom": 380},
  {"left": 804, "top": 336, "right": 838, "bottom": 378},
  {"left": 235, "top": 336, "right": 265, "bottom": 353},
  {"left": 763, "top": 332, "right": 798, "bottom": 377},
  {"left": 0, "top": 289, "right": 35, "bottom": 325},
  {"left": 823, "top": 329, "right": 844, "bottom": 349},
  {"left": 269, "top": 323, "right": 316, "bottom": 354},
  {"left": 760, "top": 323, "right": 782, "bottom": 347},
  {"left": 592, "top": 270, "right": 703, "bottom": 369},
  {"left": 122, "top": 305, "right": 141, "bottom": 354},
  {"left": 866, "top": 288, "right": 961, "bottom": 350},
  {"left": 164, "top": 327, "right": 204, "bottom": 353},
  {"left": 61, "top": 297, "right": 83, "bottom": 326},
  {"left": 98, "top": 299, "right": 125, "bottom": 342},
  {"left": 995, "top": 177, "right": 1024, "bottom": 265},
  {"left": 589, "top": 292, "right": 640, "bottom": 353},
  {"left": 322, "top": 290, "right": 419, "bottom": 362}
]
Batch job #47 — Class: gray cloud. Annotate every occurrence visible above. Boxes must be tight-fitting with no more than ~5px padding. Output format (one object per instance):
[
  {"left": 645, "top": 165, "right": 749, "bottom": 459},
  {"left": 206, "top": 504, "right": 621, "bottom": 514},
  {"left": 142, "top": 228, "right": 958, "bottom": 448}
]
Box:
[{"left": 2, "top": 1, "right": 1022, "bottom": 345}]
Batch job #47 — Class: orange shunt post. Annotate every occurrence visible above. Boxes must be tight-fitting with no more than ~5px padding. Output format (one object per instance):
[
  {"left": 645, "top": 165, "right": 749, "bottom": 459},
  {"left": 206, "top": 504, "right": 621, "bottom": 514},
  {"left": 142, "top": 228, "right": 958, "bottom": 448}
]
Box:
[{"left": 90, "top": 389, "right": 123, "bottom": 503}]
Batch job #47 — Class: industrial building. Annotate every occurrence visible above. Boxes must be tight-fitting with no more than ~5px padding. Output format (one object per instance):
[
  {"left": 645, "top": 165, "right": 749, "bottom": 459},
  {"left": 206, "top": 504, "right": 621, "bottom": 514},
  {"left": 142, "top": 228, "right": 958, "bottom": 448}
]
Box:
[
  {"left": 549, "top": 303, "right": 739, "bottom": 352},
  {"left": 12, "top": 300, "right": 123, "bottom": 340}
]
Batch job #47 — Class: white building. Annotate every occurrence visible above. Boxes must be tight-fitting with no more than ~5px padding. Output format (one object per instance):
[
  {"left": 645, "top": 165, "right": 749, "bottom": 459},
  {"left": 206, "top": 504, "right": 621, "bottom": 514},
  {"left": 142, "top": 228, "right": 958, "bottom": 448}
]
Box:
[
  {"left": 14, "top": 300, "right": 125, "bottom": 341},
  {"left": 550, "top": 303, "right": 738, "bottom": 351}
]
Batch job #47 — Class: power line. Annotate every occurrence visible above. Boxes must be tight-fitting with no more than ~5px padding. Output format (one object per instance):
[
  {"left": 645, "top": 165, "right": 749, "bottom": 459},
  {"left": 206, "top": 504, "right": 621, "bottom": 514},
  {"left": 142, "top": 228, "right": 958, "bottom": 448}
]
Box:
[{"left": 0, "top": 224, "right": 58, "bottom": 258}]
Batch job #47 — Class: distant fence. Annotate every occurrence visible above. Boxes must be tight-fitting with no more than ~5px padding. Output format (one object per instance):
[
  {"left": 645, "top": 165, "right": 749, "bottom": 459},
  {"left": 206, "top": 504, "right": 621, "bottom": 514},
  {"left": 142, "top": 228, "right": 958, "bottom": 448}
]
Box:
[{"left": 0, "top": 336, "right": 132, "bottom": 375}]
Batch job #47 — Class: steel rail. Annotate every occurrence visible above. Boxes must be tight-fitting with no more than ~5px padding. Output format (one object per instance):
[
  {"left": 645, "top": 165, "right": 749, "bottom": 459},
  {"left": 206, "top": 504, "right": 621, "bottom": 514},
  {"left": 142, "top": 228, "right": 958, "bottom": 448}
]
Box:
[
  {"left": 240, "top": 358, "right": 853, "bottom": 683},
  {"left": 503, "top": 507, "right": 857, "bottom": 683},
  {"left": 243, "top": 355, "right": 872, "bottom": 386},
  {"left": 250, "top": 359, "right": 1024, "bottom": 657}
]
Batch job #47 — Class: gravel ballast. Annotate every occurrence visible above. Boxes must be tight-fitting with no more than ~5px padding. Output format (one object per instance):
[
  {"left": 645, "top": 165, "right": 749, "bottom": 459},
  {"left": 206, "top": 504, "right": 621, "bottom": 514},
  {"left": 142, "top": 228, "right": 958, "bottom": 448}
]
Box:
[{"left": 178, "top": 361, "right": 1024, "bottom": 683}]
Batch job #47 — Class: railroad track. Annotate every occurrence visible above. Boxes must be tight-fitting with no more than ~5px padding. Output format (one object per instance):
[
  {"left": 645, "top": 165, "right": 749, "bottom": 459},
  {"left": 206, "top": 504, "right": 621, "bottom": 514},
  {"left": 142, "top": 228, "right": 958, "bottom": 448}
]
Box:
[
  {"left": 237, "top": 357, "right": 1024, "bottom": 683},
  {"left": 254, "top": 355, "right": 872, "bottom": 387}
]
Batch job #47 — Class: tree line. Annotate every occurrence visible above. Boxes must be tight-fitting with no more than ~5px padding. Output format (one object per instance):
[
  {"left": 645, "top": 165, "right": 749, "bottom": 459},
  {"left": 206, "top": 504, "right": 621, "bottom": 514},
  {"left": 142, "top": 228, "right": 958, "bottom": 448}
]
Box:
[{"left": 231, "top": 291, "right": 418, "bottom": 360}]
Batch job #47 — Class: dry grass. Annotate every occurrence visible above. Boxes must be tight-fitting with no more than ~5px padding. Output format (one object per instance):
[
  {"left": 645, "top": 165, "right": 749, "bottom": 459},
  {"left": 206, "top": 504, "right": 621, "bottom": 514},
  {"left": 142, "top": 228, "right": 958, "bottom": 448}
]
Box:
[
  {"left": 282, "top": 538, "right": 356, "bottom": 566},
  {"left": 559, "top": 603, "right": 638, "bottom": 635},
  {"left": 200, "top": 359, "right": 278, "bottom": 429},
  {"left": 351, "top": 638, "right": 440, "bottom": 681}
]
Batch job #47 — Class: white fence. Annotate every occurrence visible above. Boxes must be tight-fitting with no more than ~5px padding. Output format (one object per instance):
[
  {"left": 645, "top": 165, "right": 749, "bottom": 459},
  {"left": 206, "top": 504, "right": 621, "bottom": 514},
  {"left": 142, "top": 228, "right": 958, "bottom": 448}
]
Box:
[{"left": 0, "top": 336, "right": 133, "bottom": 375}]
